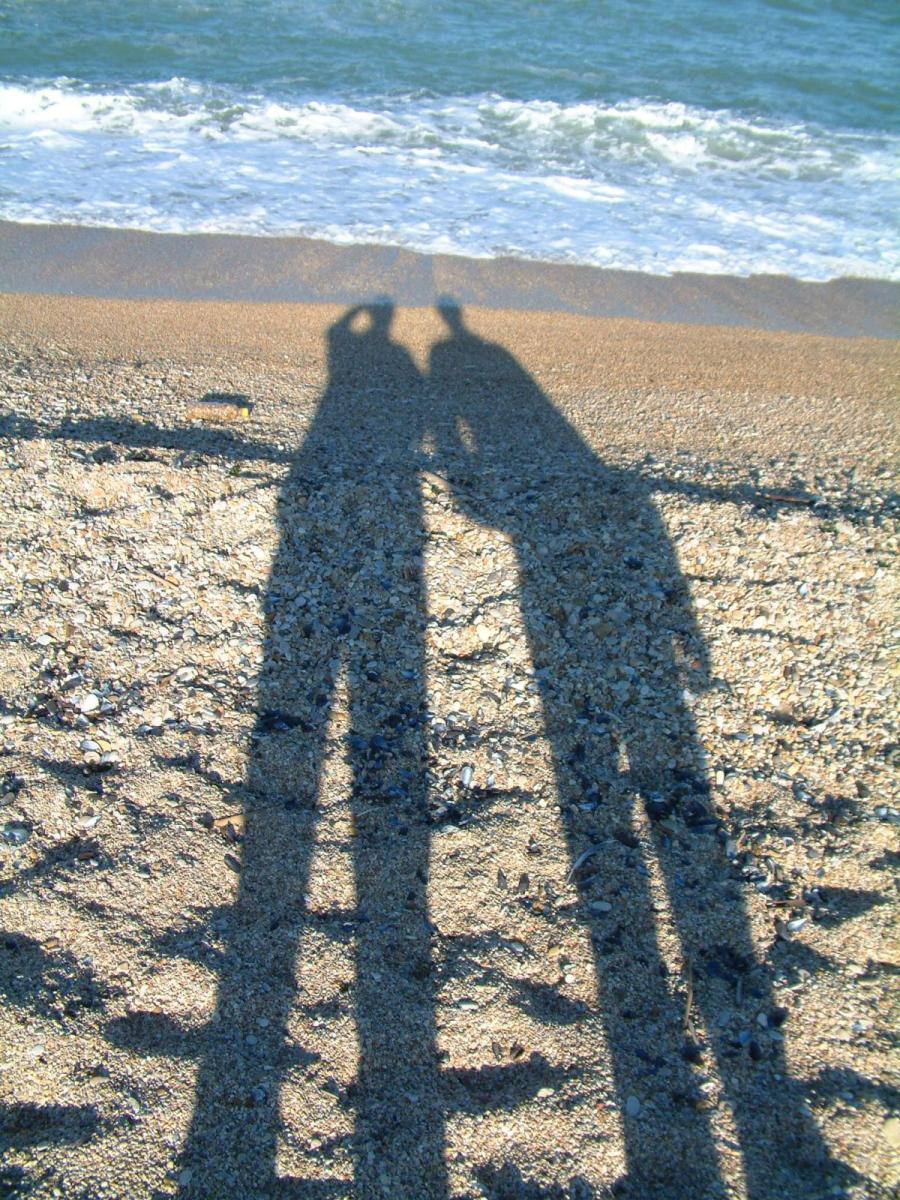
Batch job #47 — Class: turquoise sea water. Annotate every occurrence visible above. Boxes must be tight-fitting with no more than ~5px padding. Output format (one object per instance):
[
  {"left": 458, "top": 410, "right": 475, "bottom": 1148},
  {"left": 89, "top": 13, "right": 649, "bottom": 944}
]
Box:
[{"left": 0, "top": 0, "right": 897, "bottom": 278}]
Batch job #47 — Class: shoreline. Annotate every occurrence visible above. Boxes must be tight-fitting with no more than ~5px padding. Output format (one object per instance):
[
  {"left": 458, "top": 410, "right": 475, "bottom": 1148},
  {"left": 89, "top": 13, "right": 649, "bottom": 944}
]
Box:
[{"left": 1, "top": 219, "right": 898, "bottom": 338}]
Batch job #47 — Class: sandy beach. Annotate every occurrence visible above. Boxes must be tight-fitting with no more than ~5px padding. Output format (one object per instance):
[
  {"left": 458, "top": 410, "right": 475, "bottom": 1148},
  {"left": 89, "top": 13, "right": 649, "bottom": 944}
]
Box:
[
  {"left": 0, "top": 237, "right": 898, "bottom": 1200},
  {"left": 1, "top": 220, "right": 899, "bottom": 338}
]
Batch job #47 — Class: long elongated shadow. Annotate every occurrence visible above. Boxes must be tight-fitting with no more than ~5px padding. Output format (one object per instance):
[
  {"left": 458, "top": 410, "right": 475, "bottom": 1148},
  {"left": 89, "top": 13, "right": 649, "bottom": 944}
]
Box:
[
  {"left": 177, "top": 304, "right": 446, "bottom": 1197},
  {"left": 427, "top": 300, "right": 839, "bottom": 1198},
  {"left": 1, "top": 313, "right": 867, "bottom": 1196}
]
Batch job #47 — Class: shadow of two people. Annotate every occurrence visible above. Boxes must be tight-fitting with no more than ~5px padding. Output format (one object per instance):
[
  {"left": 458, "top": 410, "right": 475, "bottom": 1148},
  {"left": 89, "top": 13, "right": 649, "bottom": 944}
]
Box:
[{"left": 175, "top": 298, "right": 835, "bottom": 1199}]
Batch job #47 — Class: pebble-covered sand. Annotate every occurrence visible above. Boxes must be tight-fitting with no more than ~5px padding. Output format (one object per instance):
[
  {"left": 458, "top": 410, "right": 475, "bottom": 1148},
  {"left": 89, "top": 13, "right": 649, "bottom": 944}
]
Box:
[{"left": 0, "top": 294, "right": 897, "bottom": 1200}]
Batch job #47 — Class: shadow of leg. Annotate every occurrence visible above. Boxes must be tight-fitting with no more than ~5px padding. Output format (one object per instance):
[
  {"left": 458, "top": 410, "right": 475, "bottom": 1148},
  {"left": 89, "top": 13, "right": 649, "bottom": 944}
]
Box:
[
  {"left": 176, "top": 709, "right": 334, "bottom": 1196},
  {"left": 345, "top": 490, "right": 447, "bottom": 1198}
]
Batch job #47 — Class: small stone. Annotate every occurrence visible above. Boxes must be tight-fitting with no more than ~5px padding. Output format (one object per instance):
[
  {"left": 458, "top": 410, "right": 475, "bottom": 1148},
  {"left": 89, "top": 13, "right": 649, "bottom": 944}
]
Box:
[
  {"left": 681, "top": 1040, "right": 703, "bottom": 1064},
  {"left": 625, "top": 1095, "right": 641, "bottom": 1118},
  {"left": 175, "top": 667, "right": 197, "bottom": 684},
  {"left": 78, "top": 694, "right": 100, "bottom": 715},
  {"left": 536, "top": 1087, "right": 555, "bottom": 1099},
  {"left": 590, "top": 900, "right": 612, "bottom": 914},
  {"left": 643, "top": 795, "right": 671, "bottom": 821},
  {"left": 459, "top": 764, "right": 474, "bottom": 789},
  {"left": 883, "top": 1117, "right": 900, "bottom": 1150},
  {"left": 2, "top": 821, "right": 31, "bottom": 846}
]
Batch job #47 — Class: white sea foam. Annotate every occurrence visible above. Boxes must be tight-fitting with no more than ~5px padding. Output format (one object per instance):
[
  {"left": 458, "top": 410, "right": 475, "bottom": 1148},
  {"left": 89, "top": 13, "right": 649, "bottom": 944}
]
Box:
[{"left": 0, "top": 79, "right": 897, "bottom": 278}]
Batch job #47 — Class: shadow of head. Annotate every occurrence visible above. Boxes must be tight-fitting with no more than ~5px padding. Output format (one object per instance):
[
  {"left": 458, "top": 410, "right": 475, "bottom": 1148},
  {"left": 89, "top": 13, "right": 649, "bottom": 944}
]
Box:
[
  {"left": 341, "top": 296, "right": 396, "bottom": 336},
  {"left": 436, "top": 293, "right": 466, "bottom": 334}
]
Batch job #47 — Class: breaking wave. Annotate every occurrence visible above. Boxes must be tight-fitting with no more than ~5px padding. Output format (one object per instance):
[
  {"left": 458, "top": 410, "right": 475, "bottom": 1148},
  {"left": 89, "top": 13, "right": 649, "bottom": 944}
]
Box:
[{"left": 1, "top": 77, "right": 897, "bottom": 278}]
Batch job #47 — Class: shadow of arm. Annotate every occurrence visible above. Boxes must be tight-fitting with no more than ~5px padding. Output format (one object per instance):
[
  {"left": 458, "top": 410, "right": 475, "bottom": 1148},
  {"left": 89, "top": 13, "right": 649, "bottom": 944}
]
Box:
[{"left": 5, "top": 413, "right": 292, "bottom": 467}]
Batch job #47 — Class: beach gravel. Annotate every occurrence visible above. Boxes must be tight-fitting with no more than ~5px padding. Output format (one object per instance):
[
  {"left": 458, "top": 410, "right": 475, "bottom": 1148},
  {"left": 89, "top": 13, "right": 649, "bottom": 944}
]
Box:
[{"left": 0, "top": 294, "right": 897, "bottom": 1199}]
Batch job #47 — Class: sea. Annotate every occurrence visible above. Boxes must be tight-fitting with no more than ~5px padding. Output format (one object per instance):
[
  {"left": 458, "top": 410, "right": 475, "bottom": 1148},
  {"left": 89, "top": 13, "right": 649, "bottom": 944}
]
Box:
[{"left": 0, "top": 0, "right": 897, "bottom": 281}]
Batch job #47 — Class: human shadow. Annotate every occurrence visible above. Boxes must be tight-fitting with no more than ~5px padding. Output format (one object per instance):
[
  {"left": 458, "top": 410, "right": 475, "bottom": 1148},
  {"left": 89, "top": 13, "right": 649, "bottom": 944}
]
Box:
[
  {"left": 427, "top": 300, "right": 839, "bottom": 1198},
  {"left": 176, "top": 303, "right": 446, "bottom": 1197},
  {"left": 2, "top": 301, "right": 862, "bottom": 1198}
]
